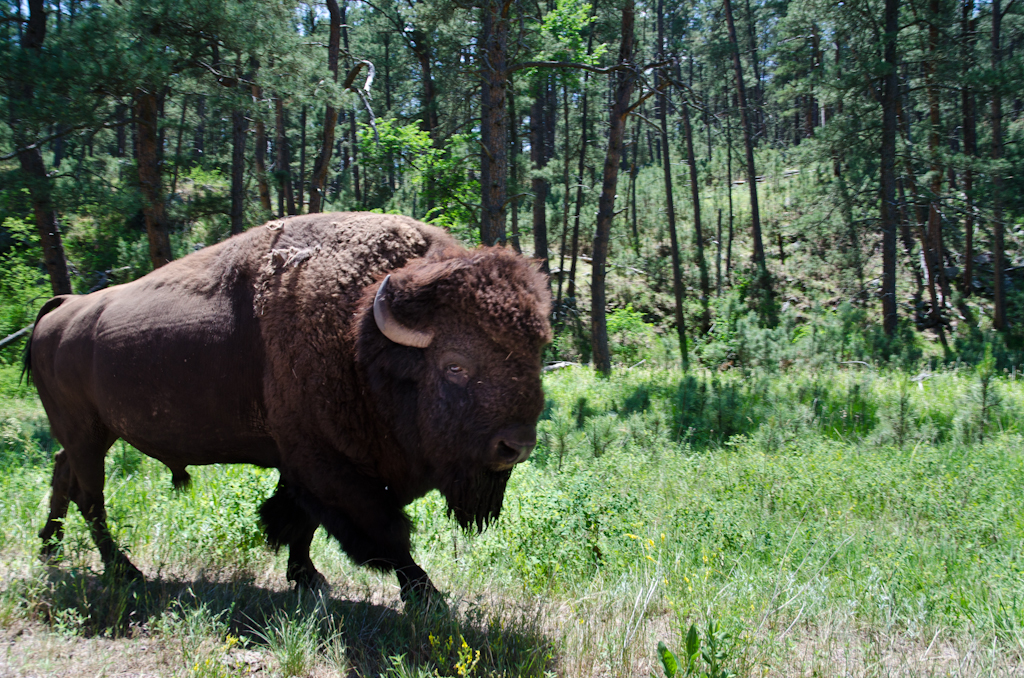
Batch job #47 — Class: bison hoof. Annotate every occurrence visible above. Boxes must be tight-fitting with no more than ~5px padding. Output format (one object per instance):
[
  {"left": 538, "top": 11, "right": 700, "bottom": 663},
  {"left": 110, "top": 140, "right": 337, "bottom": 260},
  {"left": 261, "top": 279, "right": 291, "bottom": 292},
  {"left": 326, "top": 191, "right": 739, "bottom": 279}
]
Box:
[
  {"left": 288, "top": 561, "right": 330, "bottom": 594},
  {"left": 106, "top": 558, "right": 145, "bottom": 584},
  {"left": 400, "top": 578, "right": 447, "bottom": 612},
  {"left": 294, "top": 571, "right": 330, "bottom": 595},
  {"left": 39, "top": 543, "right": 63, "bottom": 566}
]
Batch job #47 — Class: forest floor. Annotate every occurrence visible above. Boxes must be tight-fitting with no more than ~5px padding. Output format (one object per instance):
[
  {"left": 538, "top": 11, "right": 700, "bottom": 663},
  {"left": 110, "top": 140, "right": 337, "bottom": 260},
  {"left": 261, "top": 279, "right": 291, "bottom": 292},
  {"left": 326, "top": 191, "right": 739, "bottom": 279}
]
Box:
[{"left": 2, "top": 364, "right": 1024, "bottom": 677}]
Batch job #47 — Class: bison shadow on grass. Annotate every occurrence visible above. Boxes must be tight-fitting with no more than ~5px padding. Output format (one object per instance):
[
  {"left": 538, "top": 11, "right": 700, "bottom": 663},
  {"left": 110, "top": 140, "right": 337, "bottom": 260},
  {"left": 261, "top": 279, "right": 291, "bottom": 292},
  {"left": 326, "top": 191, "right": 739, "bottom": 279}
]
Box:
[{"left": 20, "top": 566, "right": 555, "bottom": 676}]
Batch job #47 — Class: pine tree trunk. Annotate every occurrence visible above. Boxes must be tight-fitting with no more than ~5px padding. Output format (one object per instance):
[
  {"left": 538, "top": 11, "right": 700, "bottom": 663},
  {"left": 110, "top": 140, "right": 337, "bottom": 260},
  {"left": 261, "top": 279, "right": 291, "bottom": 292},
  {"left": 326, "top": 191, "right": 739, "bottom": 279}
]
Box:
[
  {"left": 530, "top": 89, "right": 549, "bottom": 271},
  {"left": 743, "top": 0, "right": 764, "bottom": 139},
  {"left": 724, "top": 0, "right": 772, "bottom": 318},
  {"left": 629, "top": 115, "right": 640, "bottom": 254},
  {"left": 726, "top": 112, "right": 734, "bottom": 285},
  {"left": 230, "top": 108, "right": 248, "bottom": 235},
  {"left": 340, "top": 4, "right": 361, "bottom": 207},
  {"left": 556, "top": 84, "right": 571, "bottom": 306},
  {"left": 253, "top": 88, "right": 273, "bottom": 215},
  {"left": 682, "top": 99, "right": 710, "bottom": 334},
  {"left": 657, "top": 1, "right": 689, "bottom": 363},
  {"left": 880, "top": 0, "right": 899, "bottom": 336},
  {"left": 716, "top": 208, "right": 723, "bottom": 296},
  {"left": 308, "top": 0, "right": 342, "bottom": 213},
  {"left": 961, "top": 0, "right": 977, "bottom": 297},
  {"left": 479, "top": 0, "right": 509, "bottom": 246},
  {"left": 410, "top": 28, "right": 438, "bottom": 216},
  {"left": 926, "top": 0, "right": 951, "bottom": 316},
  {"left": 297, "top": 105, "right": 307, "bottom": 212},
  {"left": 591, "top": 0, "right": 636, "bottom": 374},
  {"left": 508, "top": 80, "right": 522, "bottom": 253},
  {"left": 897, "top": 177, "right": 925, "bottom": 315},
  {"left": 659, "top": 98, "right": 688, "bottom": 368},
  {"left": 991, "top": 0, "right": 1006, "bottom": 330},
  {"left": 567, "top": 35, "right": 594, "bottom": 301},
  {"left": 275, "top": 96, "right": 297, "bottom": 216},
  {"left": 410, "top": 29, "right": 438, "bottom": 139},
  {"left": 136, "top": 89, "right": 173, "bottom": 267},
  {"left": 15, "top": 0, "right": 72, "bottom": 294}
]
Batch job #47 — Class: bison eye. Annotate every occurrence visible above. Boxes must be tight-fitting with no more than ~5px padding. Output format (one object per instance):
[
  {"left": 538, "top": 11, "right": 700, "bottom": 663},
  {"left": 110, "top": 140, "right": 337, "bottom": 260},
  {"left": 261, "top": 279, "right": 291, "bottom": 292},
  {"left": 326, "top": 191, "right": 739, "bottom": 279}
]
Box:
[{"left": 445, "top": 363, "right": 470, "bottom": 387}]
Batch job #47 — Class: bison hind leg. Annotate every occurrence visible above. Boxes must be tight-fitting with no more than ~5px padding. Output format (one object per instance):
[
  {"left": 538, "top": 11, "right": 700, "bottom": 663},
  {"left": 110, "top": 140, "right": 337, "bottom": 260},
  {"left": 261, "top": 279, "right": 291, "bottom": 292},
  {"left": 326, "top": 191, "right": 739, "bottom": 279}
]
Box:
[
  {"left": 62, "top": 437, "right": 144, "bottom": 583},
  {"left": 169, "top": 466, "right": 192, "bottom": 491},
  {"left": 259, "top": 480, "right": 327, "bottom": 592},
  {"left": 39, "top": 449, "right": 73, "bottom": 563}
]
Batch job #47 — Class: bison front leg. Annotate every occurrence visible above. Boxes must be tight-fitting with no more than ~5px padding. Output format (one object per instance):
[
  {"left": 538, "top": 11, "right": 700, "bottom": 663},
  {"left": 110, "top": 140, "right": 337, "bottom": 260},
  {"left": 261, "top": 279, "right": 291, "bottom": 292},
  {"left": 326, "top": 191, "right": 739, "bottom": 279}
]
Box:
[
  {"left": 306, "top": 492, "right": 442, "bottom": 607},
  {"left": 259, "top": 479, "right": 328, "bottom": 592},
  {"left": 394, "top": 562, "right": 441, "bottom": 605}
]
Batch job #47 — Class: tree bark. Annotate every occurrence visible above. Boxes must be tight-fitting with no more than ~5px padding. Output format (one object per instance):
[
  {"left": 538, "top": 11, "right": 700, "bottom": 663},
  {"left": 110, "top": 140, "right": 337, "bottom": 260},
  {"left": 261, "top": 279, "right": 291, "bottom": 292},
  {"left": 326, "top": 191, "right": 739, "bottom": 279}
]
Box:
[
  {"left": 568, "top": 58, "right": 593, "bottom": 301},
  {"left": 508, "top": 80, "right": 522, "bottom": 252},
  {"left": 991, "top": 0, "right": 1006, "bottom": 330},
  {"left": 743, "top": 0, "right": 764, "bottom": 139},
  {"left": 723, "top": 0, "right": 772, "bottom": 318},
  {"left": 275, "top": 96, "right": 297, "bottom": 216},
  {"left": 591, "top": 0, "right": 636, "bottom": 374},
  {"left": 961, "top": 0, "right": 977, "bottom": 297},
  {"left": 530, "top": 87, "right": 549, "bottom": 271},
  {"left": 629, "top": 114, "right": 640, "bottom": 254},
  {"left": 298, "top": 105, "right": 307, "bottom": 212},
  {"left": 656, "top": 1, "right": 690, "bottom": 361},
  {"left": 230, "top": 108, "right": 249, "bottom": 235},
  {"left": 340, "top": 3, "right": 361, "bottom": 206},
  {"left": 14, "top": 0, "right": 72, "bottom": 294},
  {"left": 880, "top": 0, "right": 899, "bottom": 336},
  {"left": 409, "top": 29, "right": 438, "bottom": 140},
  {"left": 409, "top": 28, "right": 438, "bottom": 216},
  {"left": 925, "top": 0, "right": 952, "bottom": 320},
  {"left": 682, "top": 98, "right": 710, "bottom": 334},
  {"left": 556, "top": 84, "right": 571, "bottom": 305},
  {"left": 716, "top": 208, "right": 723, "bottom": 296},
  {"left": 479, "top": 0, "right": 510, "bottom": 246},
  {"left": 135, "top": 89, "right": 173, "bottom": 267},
  {"left": 308, "top": 0, "right": 342, "bottom": 213},
  {"left": 658, "top": 96, "right": 688, "bottom": 368},
  {"left": 726, "top": 112, "right": 734, "bottom": 285},
  {"left": 253, "top": 87, "right": 273, "bottom": 215}
]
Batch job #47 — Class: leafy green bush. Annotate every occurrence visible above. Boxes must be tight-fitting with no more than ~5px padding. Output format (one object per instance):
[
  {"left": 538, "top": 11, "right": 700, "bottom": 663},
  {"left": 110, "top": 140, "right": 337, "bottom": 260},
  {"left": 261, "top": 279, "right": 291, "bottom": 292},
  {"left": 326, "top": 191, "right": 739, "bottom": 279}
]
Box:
[{"left": 606, "top": 304, "right": 660, "bottom": 366}]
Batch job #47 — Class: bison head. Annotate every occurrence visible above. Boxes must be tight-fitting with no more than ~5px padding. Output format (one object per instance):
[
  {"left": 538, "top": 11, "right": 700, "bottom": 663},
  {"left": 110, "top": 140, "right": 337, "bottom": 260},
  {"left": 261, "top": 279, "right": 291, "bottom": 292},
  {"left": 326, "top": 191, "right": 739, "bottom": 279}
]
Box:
[{"left": 357, "top": 248, "right": 551, "bottom": 530}]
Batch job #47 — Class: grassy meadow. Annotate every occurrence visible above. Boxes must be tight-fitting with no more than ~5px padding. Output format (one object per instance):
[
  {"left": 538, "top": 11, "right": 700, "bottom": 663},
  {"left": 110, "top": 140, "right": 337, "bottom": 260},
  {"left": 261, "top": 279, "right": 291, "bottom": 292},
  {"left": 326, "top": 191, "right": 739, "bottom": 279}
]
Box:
[{"left": 1, "top": 360, "right": 1023, "bottom": 677}]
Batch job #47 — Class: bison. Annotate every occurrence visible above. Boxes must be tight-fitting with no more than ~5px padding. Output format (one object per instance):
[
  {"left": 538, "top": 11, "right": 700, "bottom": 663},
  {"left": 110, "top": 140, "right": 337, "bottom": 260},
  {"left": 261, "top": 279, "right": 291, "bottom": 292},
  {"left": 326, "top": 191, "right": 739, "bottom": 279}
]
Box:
[{"left": 27, "top": 212, "right": 551, "bottom": 602}]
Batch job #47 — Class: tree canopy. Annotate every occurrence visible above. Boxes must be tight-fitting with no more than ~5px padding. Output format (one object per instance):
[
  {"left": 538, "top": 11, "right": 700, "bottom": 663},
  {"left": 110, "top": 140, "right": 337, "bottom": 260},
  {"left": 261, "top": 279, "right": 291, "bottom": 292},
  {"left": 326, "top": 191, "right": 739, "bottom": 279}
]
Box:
[{"left": 2, "top": 0, "right": 1023, "bottom": 369}]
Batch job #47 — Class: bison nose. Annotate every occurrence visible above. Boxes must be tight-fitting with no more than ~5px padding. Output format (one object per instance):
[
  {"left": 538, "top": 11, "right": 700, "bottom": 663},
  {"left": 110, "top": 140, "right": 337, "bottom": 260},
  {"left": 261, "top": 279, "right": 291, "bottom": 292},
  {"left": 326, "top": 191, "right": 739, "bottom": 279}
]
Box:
[{"left": 491, "top": 426, "right": 536, "bottom": 470}]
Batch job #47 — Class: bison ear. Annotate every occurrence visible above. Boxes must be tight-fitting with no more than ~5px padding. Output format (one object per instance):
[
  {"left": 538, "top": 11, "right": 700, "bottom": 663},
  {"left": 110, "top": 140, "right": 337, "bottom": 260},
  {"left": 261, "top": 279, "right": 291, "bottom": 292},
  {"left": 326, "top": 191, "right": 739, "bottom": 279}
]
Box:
[{"left": 373, "top": 275, "right": 435, "bottom": 348}]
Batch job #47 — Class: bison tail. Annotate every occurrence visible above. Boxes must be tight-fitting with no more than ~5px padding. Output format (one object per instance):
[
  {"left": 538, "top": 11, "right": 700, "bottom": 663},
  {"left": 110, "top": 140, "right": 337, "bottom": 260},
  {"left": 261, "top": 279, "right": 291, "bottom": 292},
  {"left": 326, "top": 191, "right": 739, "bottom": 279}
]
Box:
[{"left": 21, "top": 296, "right": 68, "bottom": 385}]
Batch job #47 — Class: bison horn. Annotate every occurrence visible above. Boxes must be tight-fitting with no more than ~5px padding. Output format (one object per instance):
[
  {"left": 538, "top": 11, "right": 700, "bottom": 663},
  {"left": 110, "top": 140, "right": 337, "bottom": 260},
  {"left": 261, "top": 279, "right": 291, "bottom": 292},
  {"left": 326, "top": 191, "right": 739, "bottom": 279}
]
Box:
[{"left": 373, "top": 275, "right": 434, "bottom": 348}]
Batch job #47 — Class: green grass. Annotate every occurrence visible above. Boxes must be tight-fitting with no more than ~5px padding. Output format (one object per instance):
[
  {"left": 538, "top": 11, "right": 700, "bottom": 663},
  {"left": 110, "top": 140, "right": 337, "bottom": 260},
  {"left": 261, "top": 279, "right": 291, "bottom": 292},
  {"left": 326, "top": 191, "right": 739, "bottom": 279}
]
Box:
[{"left": 1, "top": 362, "right": 1023, "bottom": 675}]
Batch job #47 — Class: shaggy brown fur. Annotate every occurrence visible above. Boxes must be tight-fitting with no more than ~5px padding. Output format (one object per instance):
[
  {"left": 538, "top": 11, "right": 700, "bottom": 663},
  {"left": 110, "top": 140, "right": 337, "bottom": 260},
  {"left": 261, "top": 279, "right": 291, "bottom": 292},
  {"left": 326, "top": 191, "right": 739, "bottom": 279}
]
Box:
[{"left": 28, "top": 212, "right": 551, "bottom": 601}]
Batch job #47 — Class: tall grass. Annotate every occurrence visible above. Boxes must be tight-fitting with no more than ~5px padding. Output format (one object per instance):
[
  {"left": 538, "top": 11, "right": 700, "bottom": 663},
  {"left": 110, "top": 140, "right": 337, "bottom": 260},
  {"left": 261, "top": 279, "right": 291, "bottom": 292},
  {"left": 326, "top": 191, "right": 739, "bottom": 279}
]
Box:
[{"left": 1, "top": 362, "right": 1023, "bottom": 675}]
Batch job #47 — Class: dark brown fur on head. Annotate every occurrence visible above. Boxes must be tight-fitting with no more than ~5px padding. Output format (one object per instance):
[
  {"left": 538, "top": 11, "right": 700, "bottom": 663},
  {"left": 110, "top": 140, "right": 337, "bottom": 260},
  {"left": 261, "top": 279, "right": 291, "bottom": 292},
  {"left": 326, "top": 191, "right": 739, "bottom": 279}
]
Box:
[{"left": 356, "top": 247, "right": 551, "bottom": 529}]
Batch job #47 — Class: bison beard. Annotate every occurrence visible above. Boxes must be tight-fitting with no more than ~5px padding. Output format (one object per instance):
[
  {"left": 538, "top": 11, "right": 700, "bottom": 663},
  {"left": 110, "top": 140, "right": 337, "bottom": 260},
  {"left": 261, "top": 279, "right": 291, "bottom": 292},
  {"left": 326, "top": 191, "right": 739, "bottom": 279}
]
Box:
[{"left": 444, "top": 468, "right": 513, "bottom": 532}]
